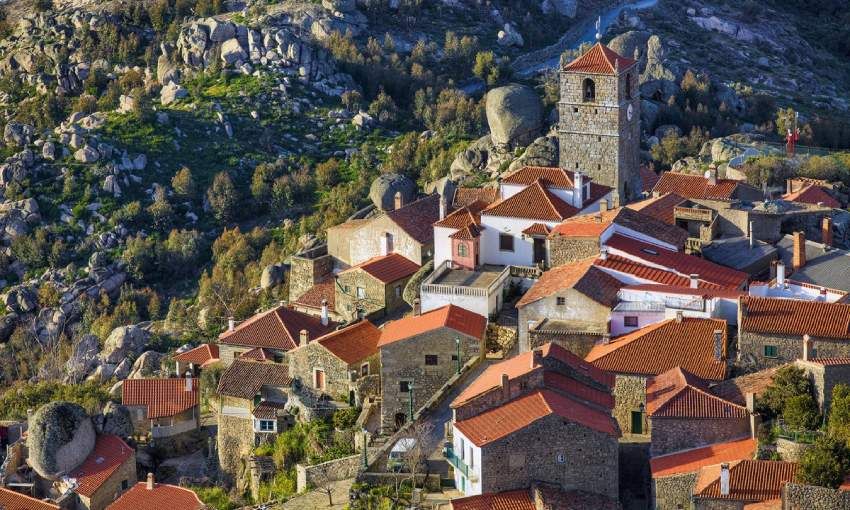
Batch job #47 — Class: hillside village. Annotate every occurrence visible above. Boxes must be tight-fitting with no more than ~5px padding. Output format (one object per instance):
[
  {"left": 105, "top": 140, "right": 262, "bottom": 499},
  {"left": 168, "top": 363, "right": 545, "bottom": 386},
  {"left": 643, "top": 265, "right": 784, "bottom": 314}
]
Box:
[{"left": 1, "top": 0, "right": 850, "bottom": 509}]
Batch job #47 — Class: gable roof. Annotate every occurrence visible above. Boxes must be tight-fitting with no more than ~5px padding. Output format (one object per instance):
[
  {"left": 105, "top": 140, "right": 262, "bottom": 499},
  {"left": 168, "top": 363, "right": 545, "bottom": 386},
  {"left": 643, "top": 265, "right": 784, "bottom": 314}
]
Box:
[
  {"left": 627, "top": 193, "right": 686, "bottom": 225},
  {"left": 217, "top": 360, "right": 292, "bottom": 399},
  {"left": 640, "top": 165, "right": 661, "bottom": 193},
  {"left": 240, "top": 347, "right": 275, "bottom": 361},
  {"left": 70, "top": 435, "right": 134, "bottom": 498},
  {"left": 450, "top": 489, "right": 534, "bottom": 510},
  {"left": 107, "top": 482, "right": 204, "bottom": 510},
  {"left": 550, "top": 207, "right": 688, "bottom": 248},
  {"left": 652, "top": 172, "right": 757, "bottom": 200},
  {"left": 650, "top": 437, "right": 758, "bottom": 478},
  {"left": 386, "top": 193, "right": 440, "bottom": 244},
  {"left": 740, "top": 296, "right": 850, "bottom": 339},
  {"left": 378, "top": 305, "right": 487, "bottom": 347},
  {"left": 585, "top": 317, "right": 728, "bottom": 381},
  {"left": 502, "top": 166, "right": 577, "bottom": 188},
  {"left": 646, "top": 367, "right": 747, "bottom": 418},
  {"left": 0, "top": 488, "right": 60, "bottom": 510},
  {"left": 454, "top": 389, "right": 619, "bottom": 447},
  {"left": 340, "top": 253, "right": 421, "bottom": 284},
  {"left": 292, "top": 278, "right": 336, "bottom": 312},
  {"left": 219, "top": 305, "right": 337, "bottom": 351},
  {"left": 710, "top": 366, "right": 784, "bottom": 406},
  {"left": 450, "top": 224, "right": 482, "bottom": 240},
  {"left": 595, "top": 253, "right": 724, "bottom": 289},
  {"left": 435, "top": 206, "right": 482, "bottom": 229},
  {"left": 483, "top": 181, "right": 578, "bottom": 222},
  {"left": 313, "top": 320, "right": 380, "bottom": 364},
  {"left": 173, "top": 344, "right": 219, "bottom": 367},
  {"left": 695, "top": 460, "right": 797, "bottom": 502},
  {"left": 516, "top": 257, "right": 622, "bottom": 308},
  {"left": 452, "top": 187, "right": 499, "bottom": 209},
  {"left": 782, "top": 184, "right": 840, "bottom": 209},
  {"left": 122, "top": 378, "right": 199, "bottom": 419},
  {"left": 563, "top": 42, "right": 637, "bottom": 74}
]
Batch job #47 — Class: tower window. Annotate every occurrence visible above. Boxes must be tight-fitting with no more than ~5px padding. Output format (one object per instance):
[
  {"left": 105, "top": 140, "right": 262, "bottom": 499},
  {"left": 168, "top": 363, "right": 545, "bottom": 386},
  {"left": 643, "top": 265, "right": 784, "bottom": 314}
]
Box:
[
  {"left": 626, "top": 73, "right": 633, "bottom": 100},
  {"left": 598, "top": 136, "right": 602, "bottom": 142},
  {"left": 575, "top": 162, "right": 579, "bottom": 169},
  {"left": 573, "top": 107, "right": 578, "bottom": 113},
  {"left": 582, "top": 78, "right": 595, "bottom": 102}
]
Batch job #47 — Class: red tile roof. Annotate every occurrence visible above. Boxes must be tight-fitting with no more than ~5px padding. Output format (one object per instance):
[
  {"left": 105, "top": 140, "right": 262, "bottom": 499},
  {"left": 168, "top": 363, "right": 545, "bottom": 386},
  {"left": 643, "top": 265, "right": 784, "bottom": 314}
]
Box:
[
  {"left": 695, "top": 460, "right": 797, "bottom": 502},
  {"left": 387, "top": 194, "right": 440, "bottom": 244},
  {"left": 217, "top": 360, "right": 292, "bottom": 399},
  {"left": 605, "top": 234, "right": 748, "bottom": 288},
  {"left": 521, "top": 223, "right": 550, "bottom": 236},
  {"left": 595, "top": 254, "right": 723, "bottom": 289},
  {"left": 0, "top": 488, "right": 59, "bottom": 510},
  {"left": 709, "top": 366, "right": 784, "bottom": 406},
  {"left": 449, "top": 224, "right": 482, "bottom": 240},
  {"left": 219, "top": 305, "right": 336, "bottom": 351},
  {"left": 563, "top": 42, "right": 637, "bottom": 74},
  {"left": 647, "top": 367, "right": 747, "bottom": 418},
  {"left": 807, "top": 357, "right": 850, "bottom": 366},
  {"left": 483, "top": 181, "right": 578, "bottom": 222},
  {"left": 652, "top": 172, "right": 755, "bottom": 200},
  {"left": 551, "top": 207, "right": 688, "bottom": 248},
  {"left": 516, "top": 257, "right": 622, "bottom": 308},
  {"left": 627, "top": 193, "right": 686, "bottom": 225},
  {"left": 240, "top": 347, "right": 275, "bottom": 361},
  {"left": 454, "top": 389, "right": 619, "bottom": 446},
  {"left": 453, "top": 187, "right": 499, "bottom": 209},
  {"left": 379, "top": 304, "right": 487, "bottom": 347},
  {"left": 70, "top": 435, "right": 135, "bottom": 498},
  {"left": 641, "top": 165, "right": 661, "bottom": 193},
  {"left": 450, "top": 489, "right": 534, "bottom": 510},
  {"left": 502, "top": 166, "right": 576, "bottom": 188},
  {"left": 122, "top": 378, "right": 199, "bottom": 419},
  {"left": 173, "top": 344, "right": 219, "bottom": 367},
  {"left": 585, "top": 317, "right": 728, "bottom": 381},
  {"left": 740, "top": 296, "right": 850, "bottom": 339},
  {"left": 314, "top": 320, "right": 380, "bottom": 364},
  {"left": 550, "top": 220, "right": 610, "bottom": 238},
  {"left": 782, "top": 184, "right": 840, "bottom": 209},
  {"left": 436, "top": 207, "right": 481, "bottom": 229},
  {"left": 650, "top": 437, "right": 758, "bottom": 478},
  {"left": 293, "top": 278, "right": 335, "bottom": 312},
  {"left": 251, "top": 400, "right": 287, "bottom": 420},
  {"left": 341, "top": 253, "right": 420, "bottom": 284},
  {"left": 107, "top": 482, "right": 203, "bottom": 510},
  {"left": 543, "top": 371, "right": 614, "bottom": 410}
]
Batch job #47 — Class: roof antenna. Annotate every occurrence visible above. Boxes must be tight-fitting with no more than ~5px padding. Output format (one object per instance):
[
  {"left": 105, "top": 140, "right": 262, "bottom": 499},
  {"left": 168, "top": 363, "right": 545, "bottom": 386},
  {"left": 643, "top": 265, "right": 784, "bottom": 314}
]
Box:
[{"left": 595, "top": 16, "right": 602, "bottom": 41}]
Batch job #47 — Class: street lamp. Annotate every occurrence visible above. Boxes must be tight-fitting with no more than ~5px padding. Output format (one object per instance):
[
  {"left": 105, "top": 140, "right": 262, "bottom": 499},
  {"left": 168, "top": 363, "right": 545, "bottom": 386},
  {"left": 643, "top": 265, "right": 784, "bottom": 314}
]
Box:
[
  {"left": 408, "top": 381, "right": 415, "bottom": 422},
  {"left": 455, "top": 337, "right": 461, "bottom": 374}
]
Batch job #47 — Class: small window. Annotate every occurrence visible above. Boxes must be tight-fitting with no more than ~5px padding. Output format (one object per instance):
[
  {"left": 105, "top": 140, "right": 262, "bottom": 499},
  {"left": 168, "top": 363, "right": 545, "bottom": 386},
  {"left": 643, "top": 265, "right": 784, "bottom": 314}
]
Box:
[
  {"left": 259, "top": 420, "right": 275, "bottom": 432},
  {"left": 121, "top": 480, "right": 129, "bottom": 490},
  {"left": 575, "top": 162, "right": 579, "bottom": 169},
  {"left": 399, "top": 380, "right": 411, "bottom": 393},
  {"left": 451, "top": 354, "right": 458, "bottom": 361},
  {"left": 425, "top": 355, "right": 438, "bottom": 366},
  {"left": 624, "top": 316, "right": 639, "bottom": 327},
  {"left": 361, "top": 363, "right": 369, "bottom": 376},
  {"left": 573, "top": 107, "right": 578, "bottom": 113},
  {"left": 556, "top": 297, "right": 566, "bottom": 306},
  {"left": 457, "top": 243, "right": 468, "bottom": 257},
  {"left": 764, "top": 345, "right": 778, "bottom": 358},
  {"left": 582, "top": 78, "right": 596, "bottom": 102},
  {"left": 394, "top": 285, "right": 401, "bottom": 297},
  {"left": 356, "top": 287, "right": 366, "bottom": 299},
  {"left": 499, "top": 234, "right": 514, "bottom": 252}
]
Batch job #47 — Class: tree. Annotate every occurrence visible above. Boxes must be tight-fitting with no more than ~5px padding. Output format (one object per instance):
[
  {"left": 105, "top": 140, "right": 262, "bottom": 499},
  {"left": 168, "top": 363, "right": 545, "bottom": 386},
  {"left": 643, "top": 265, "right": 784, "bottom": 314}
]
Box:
[
  {"left": 828, "top": 384, "right": 850, "bottom": 443},
  {"left": 171, "top": 166, "right": 196, "bottom": 199},
  {"left": 207, "top": 171, "right": 239, "bottom": 223},
  {"left": 147, "top": 188, "right": 174, "bottom": 230},
  {"left": 341, "top": 90, "right": 362, "bottom": 112},
  {"left": 797, "top": 435, "right": 850, "bottom": 488},
  {"left": 368, "top": 90, "right": 398, "bottom": 124},
  {"left": 473, "top": 51, "right": 501, "bottom": 86},
  {"left": 783, "top": 394, "right": 820, "bottom": 431},
  {"left": 758, "top": 365, "right": 814, "bottom": 420}
]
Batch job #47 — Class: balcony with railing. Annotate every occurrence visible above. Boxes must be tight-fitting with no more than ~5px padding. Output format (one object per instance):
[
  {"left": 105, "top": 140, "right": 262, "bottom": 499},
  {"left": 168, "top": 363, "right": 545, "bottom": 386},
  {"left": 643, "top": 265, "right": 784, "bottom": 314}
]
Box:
[
  {"left": 443, "top": 445, "right": 472, "bottom": 479},
  {"left": 674, "top": 206, "right": 714, "bottom": 223}
]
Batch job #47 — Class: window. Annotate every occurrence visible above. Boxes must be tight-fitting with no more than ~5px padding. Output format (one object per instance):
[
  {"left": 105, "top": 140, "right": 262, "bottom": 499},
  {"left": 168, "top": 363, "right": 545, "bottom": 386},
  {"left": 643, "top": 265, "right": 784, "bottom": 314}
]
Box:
[
  {"left": 451, "top": 354, "right": 458, "bottom": 361},
  {"left": 556, "top": 297, "right": 566, "bottom": 306},
  {"left": 399, "top": 380, "right": 411, "bottom": 393},
  {"left": 573, "top": 107, "right": 578, "bottom": 113},
  {"left": 624, "top": 316, "right": 639, "bottom": 327},
  {"left": 631, "top": 410, "right": 644, "bottom": 434},
  {"left": 582, "top": 78, "right": 595, "bottom": 102},
  {"left": 356, "top": 287, "right": 366, "bottom": 299},
  {"left": 499, "top": 234, "right": 514, "bottom": 252},
  {"left": 121, "top": 480, "right": 129, "bottom": 490},
  {"left": 425, "top": 355, "right": 438, "bottom": 366},
  {"left": 314, "top": 369, "right": 326, "bottom": 390},
  {"left": 394, "top": 285, "right": 401, "bottom": 297},
  {"left": 625, "top": 73, "right": 633, "bottom": 99},
  {"left": 259, "top": 419, "right": 275, "bottom": 432},
  {"left": 361, "top": 363, "right": 369, "bottom": 376},
  {"left": 764, "top": 345, "right": 778, "bottom": 358},
  {"left": 457, "top": 242, "right": 468, "bottom": 257},
  {"left": 343, "top": 285, "right": 350, "bottom": 293}
]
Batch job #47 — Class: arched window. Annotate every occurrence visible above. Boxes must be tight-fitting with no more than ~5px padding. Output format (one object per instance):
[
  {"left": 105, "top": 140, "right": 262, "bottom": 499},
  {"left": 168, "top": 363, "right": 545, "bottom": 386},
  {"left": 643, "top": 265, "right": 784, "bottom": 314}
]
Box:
[
  {"left": 625, "top": 73, "right": 633, "bottom": 100},
  {"left": 583, "top": 78, "right": 596, "bottom": 102}
]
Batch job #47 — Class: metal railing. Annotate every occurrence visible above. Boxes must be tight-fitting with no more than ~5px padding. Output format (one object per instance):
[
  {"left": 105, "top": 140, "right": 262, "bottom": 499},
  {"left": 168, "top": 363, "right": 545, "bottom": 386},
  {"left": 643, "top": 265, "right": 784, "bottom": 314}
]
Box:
[{"left": 443, "top": 446, "right": 471, "bottom": 478}]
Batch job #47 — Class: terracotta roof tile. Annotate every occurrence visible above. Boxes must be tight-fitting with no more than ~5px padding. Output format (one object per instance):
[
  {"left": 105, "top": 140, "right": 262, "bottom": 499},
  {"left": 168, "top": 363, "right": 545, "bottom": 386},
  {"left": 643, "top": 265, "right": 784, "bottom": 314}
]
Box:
[
  {"left": 710, "top": 366, "right": 784, "bottom": 406},
  {"left": 782, "top": 184, "right": 840, "bottom": 209},
  {"left": 744, "top": 500, "right": 782, "bottom": 510},
  {"left": 641, "top": 165, "right": 661, "bottom": 193},
  {"left": 627, "top": 193, "right": 686, "bottom": 225},
  {"left": 435, "top": 207, "right": 480, "bottom": 229},
  {"left": 807, "top": 357, "right": 850, "bottom": 366},
  {"left": 521, "top": 223, "right": 551, "bottom": 236},
  {"left": 549, "top": 220, "right": 610, "bottom": 238},
  {"left": 651, "top": 437, "right": 758, "bottom": 478},
  {"left": 551, "top": 207, "right": 688, "bottom": 248},
  {"left": 387, "top": 194, "right": 440, "bottom": 244},
  {"left": 0, "top": 488, "right": 60, "bottom": 510},
  {"left": 595, "top": 254, "right": 724, "bottom": 289},
  {"left": 70, "top": 435, "right": 135, "bottom": 498},
  {"left": 452, "top": 187, "right": 499, "bottom": 209},
  {"left": 314, "top": 320, "right": 380, "bottom": 364},
  {"left": 543, "top": 371, "right": 614, "bottom": 410},
  {"left": 516, "top": 258, "right": 622, "bottom": 308},
  {"left": 217, "top": 360, "right": 291, "bottom": 399},
  {"left": 501, "top": 166, "right": 576, "bottom": 188},
  {"left": 173, "top": 344, "right": 219, "bottom": 367},
  {"left": 450, "top": 489, "right": 534, "bottom": 510},
  {"left": 585, "top": 317, "right": 728, "bottom": 381},
  {"left": 219, "top": 305, "right": 336, "bottom": 351},
  {"left": 293, "top": 278, "right": 335, "bottom": 312},
  {"left": 740, "top": 296, "right": 850, "bottom": 339},
  {"left": 483, "top": 181, "right": 578, "bottom": 222},
  {"left": 449, "top": 224, "right": 482, "bottom": 240},
  {"left": 122, "top": 378, "right": 199, "bottom": 419},
  {"left": 652, "top": 172, "right": 758, "bottom": 200},
  {"left": 251, "top": 401, "right": 287, "bottom": 420},
  {"left": 455, "top": 389, "right": 619, "bottom": 446},
  {"left": 695, "top": 460, "right": 797, "bottom": 502},
  {"left": 107, "top": 482, "right": 204, "bottom": 510},
  {"left": 563, "top": 42, "right": 637, "bottom": 74},
  {"left": 240, "top": 347, "right": 275, "bottom": 361},
  {"left": 647, "top": 367, "right": 747, "bottom": 418},
  {"left": 379, "top": 304, "right": 487, "bottom": 347},
  {"left": 341, "top": 253, "right": 420, "bottom": 284}
]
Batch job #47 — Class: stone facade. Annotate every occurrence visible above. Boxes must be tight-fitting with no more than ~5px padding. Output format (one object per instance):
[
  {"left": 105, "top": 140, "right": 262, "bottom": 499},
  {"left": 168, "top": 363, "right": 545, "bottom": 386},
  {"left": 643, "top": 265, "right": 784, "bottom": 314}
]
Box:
[
  {"left": 335, "top": 268, "right": 411, "bottom": 322},
  {"left": 78, "top": 450, "right": 136, "bottom": 510},
  {"left": 693, "top": 497, "right": 745, "bottom": 510},
  {"left": 380, "top": 328, "right": 482, "bottom": 432},
  {"left": 649, "top": 418, "right": 751, "bottom": 456},
  {"left": 558, "top": 58, "right": 641, "bottom": 200},
  {"left": 796, "top": 360, "right": 850, "bottom": 412},
  {"left": 124, "top": 405, "right": 198, "bottom": 437},
  {"left": 217, "top": 397, "right": 258, "bottom": 487},
  {"left": 652, "top": 471, "right": 698, "bottom": 510},
  {"left": 776, "top": 437, "right": 812, "bottom": 462},
  {"left": 289, "top": 245, "right": 334, "bottom": 302},
  {"left": 337, "top": 214, "right": 431, "bottom": 267},
  {"left": 296, "top": 454, "right": 362, "bottom": 492},
  {"left": 548, "top": 235, "right": 601, "bottom": 267},
  {"left": 738, "top": 330, "right": 850, "bottom": 370},
  {"left": 286, "top": 342, "right": 379, "bottom": 401},
  {"left": 219, "top": 343, "right": 284, "bottom": 367},
  {"left": 782, "top": 482, "right": 850, "bottom": 509},
  {"left": 517, "top": 288, "right": 611, "bottom": 353},
  {"left": 613, "top": 374, "right": 648, "bottom": 435},
  {"left": 527, "top": 330, "right": 602, "bottom": 358}
]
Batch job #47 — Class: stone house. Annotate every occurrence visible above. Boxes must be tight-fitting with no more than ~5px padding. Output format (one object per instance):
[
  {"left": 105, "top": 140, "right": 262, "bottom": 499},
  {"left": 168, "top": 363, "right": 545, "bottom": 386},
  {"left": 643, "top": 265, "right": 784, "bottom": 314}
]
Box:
[
  {"left": 447, "top": 343, "right": 620, "bottom": 500},
  {"left": 61, "top": 434, "right": 136, "bottom": 510},
  {"left": 646, "top": 367, "right": 753, "bottom": 456},
  {"left": 106, "top": 473, "right": 204, "bottom": 510},
  {"left": 652, "top": 170, "right": 763, "bottom": 202},
  {"left": 737, "top": 296, "right": 850, "bottom": 369},
  {"left": 650, "top": 437, "right": 757, "bottom": 510},
  {"left": 449, "top": 484, "right": 620, "bottom": 510},
  {"left": 795, "top": 356, "right": 850, "bottom": 413},
  {"left": 515, "top": 257, "right": 623, "bottom": 355},
  {"left": 218, "top": 304, "right": 336, "bottom": 367},
  {"left": 691, "top": 460, "right": 797, "bottom": 509},
  {"left": 173, "top": 343, "right": 219, "bottom": 377},
  {"left": 379, "top": 304, "right": 487, "bottom": 432},
  {"left": 0, "top": 487, "right": 60, "bottom": 510},
  {"left": 334, "top": 252, "right": 420, "bottom": 321},
  {"left": 121, "top": 378, "right": 199, "bottom": 439},
  {"left": 285, "top": 319, "right": 381, "bottom": 404},
  {"left": 585, "top": 315, "right": 728, "bottom": 434}
]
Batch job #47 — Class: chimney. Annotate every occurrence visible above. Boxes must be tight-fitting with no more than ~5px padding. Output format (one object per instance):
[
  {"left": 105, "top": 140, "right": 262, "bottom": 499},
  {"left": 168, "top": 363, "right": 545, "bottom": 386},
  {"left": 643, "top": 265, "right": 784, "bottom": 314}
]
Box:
[
  {"left": 707, "top": 164, "right": 718, "bottom": 186},
  {"left": 792, "top": 231, "right": 806, "bottom": 270},
  {"left": 611, "top": 192, "right": 620, "bottom": 209},
  {"left": 748, "top": 221, "right": 755, "bottom": 249},
  {"left": 689, "top": 274, "right": 699, "bottom": 289},
  {"left": 439, "top": 195, "right": 447, "bottom": 220},
  {"left": 394, "top": 191, "right": 403, "bottom": 210},
  {"left": 573, "top": 172, "right": 584, "bottom": 208},
  {"left": 720, "top": 464, "right": 730, "bottom": 496},
  {"left": 745, "top": 392, "right": 756, "bottom": 413},
  {"left": 531, "top": 348, "right": 543, "bottom": 369},
  {"left": 714, "top": 329, "right": 724, "bottom": 361},
  {"left": 321, "top": 299, "right": 329, "bottom": 326},
  {"left": 413, "top": 298, "right": 421, "bottom": 316},
  {"left": 803, "top": 334, "right": 814, "bottom": 361},
  {"left": 380, "top": 232, "right": 389, "bottom": 256},
  {"left": 745, "top": 392, "right": 760, "bottom": 439},
  {"left": 822, "top": 217, "right": 833, "bottom": 248},
  {"left": 599, "top": 199, "right": 608, "bottom": 213},
  {"left": 599, "top": 246, "right": 608, "bottom": 261},
  {"left": 146, "top": 472, "right": 154, "bottom": 490},
  {"left": 299, "top": 329, "right": 309, "bottom": 347},
  {"left": 776, "top": 261, "right": 786, "bottom": 286},
  {"left": 501, "top": 373, "right": 510, "bottom": 400},
  {"left": 786, "top": 179, "right": 793, "bottom": 195},
  {"left": 228, "top": 317, "right": 235, "bottom": 332},
  {"left": 185, "top": 372, "right": 193, "bottom": 391},
  {"left": 675, "top": 311, "right": 683, "bottom": 323}
]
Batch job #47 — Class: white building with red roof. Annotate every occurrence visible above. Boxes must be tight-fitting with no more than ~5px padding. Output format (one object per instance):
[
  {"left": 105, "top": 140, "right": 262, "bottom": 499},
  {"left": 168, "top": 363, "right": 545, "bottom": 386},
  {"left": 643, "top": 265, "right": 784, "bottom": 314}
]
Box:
[{"left": 107, "top": 474, "right": 203, "bottom": 510}]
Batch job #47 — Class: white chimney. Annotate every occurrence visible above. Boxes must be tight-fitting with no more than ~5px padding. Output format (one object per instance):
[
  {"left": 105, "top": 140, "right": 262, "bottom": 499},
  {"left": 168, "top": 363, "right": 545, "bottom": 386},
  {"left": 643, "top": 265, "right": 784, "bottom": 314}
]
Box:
[
  {"left": 228, "top": 317, "right": 235, "bottom": 331},
  {"left": 185, "top": 372, "right": 193, "bottom": 392},
  {"left": 300, "top": 329, "right": 309, "bottom": 347},
  {"left": 689, "top": 274, "right": 699, "bottom": 289},
  {"left": 380, "top": 232, "right": 389, "bottom": 256},
  {"left": 600, "top": 246, "right": 608, "bottom": 261},
  {"left": 675, "top": 311, "right": 683, "bottom": 323},
  {"left": 573, "top": 172, "right": 584, "bottom": 208},
  {"left": 749, "top": 221, "right": 755, "bottom": 249},
  {"left": 599, "top": 199, "right": 608, "bottom": 213},
  {"left": 146, "top": 472, "right": 155, "bottom": 490},
  {"left": 803, "top": 334, "right": 814, "bottom": 361},
  {"left": 321, "top": 299, "right": 329, "bottom": 326},
  {"left": 776, "top": 262, "right": 786, "bottom": 286},
  {"left": 719, "top": 463, "right": 730, "bottom": 496},
  {"left": 413, "top": 298, "right": 421, "bottom": 316}
]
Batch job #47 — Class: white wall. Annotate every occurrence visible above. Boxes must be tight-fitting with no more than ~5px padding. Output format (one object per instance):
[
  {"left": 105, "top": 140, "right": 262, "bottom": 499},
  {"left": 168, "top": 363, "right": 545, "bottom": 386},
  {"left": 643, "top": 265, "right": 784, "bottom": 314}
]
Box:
[
  {"left": 500, "top": 183, "right": 526, "bottom": 200},
  {"left": 452, "top": 426, "right": 482, "bottom": 496},
  {"left": 421, "top": 279, "right": 507, "bottom": 318},
  {"left": 749, "top": 283, "right": 843, "bottom": 303},
  {"left": 610, "top": 310, "right": 665, "bottom": 336},
  {"left": 604, "top": 224, "right": 678, "bottom": 251},
  {"left": 434, "top": 226, "right": 456, "bottom": 268},
  {"left": 578, "top": 190, "right": 615, "bottom": 214},
  {"left": 479, "top": 216, "right": 558, "bottom": 266}
]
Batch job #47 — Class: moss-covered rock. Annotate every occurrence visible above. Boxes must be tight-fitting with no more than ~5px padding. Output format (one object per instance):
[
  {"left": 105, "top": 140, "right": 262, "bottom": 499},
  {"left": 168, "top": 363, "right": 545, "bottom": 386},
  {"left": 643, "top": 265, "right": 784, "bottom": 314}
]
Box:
[{"left": 27, "top": 401, "right": 95, "bottom": 479}]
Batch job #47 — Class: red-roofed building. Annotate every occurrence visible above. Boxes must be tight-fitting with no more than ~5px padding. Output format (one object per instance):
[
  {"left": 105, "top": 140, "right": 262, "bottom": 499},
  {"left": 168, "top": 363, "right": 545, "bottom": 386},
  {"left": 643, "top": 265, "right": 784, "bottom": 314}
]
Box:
[
  {"left": 60, "top": 435, "right": 136, "bottom": 510},
  {"left": 174, "top": 343, "right": 219, "bottom": 376},
  {"left": 107, "top": 474, "right": 203, "bottom": 510},
  {"left": 782, "top": 183, "right": 841, "bottom": 209},
  {"left": 450, "top": 485, "right": 619, "bottom": 510},
  {"left": 379, "top": 305, "right": 486, "bottom": 432},
  {"left": 627, "top": 193, "right": 687, "bottom": 225},
  {"left": 335, "top": 252, "right": 421, "bottom": 321},
  {"left": 652, "top": 171, "right": 762, "bottom": 201},
  {"left": 0, "top": 488, "right": 59, "bottom": 510},
  {"left": 693, "top": 460, "right": 797, "bottom": 507},
  {"left": 122, "top": 378, "right": 199, "bottom": 438}
]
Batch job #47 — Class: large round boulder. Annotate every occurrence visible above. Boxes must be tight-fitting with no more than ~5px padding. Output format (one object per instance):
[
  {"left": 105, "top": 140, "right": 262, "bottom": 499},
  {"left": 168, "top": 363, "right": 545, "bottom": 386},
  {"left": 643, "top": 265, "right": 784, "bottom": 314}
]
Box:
[
  {"left": 485, "top": 84, "right": 543, "bottom": 149},
  {"left": 28, "top": 402, "right": 96, "bottom": 479},
  {"left": 369, "top": 173, "right": 416, "bottom": 211},
  {"left": 102, "top": 325, "right": 150, "bottom": 365}
]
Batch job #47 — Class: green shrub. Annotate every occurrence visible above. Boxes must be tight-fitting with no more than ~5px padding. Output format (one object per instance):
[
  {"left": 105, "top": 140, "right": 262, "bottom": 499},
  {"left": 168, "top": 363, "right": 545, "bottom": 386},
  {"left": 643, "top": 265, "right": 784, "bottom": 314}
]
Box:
[
  {"left": 797, "top": 435, "right": 850, "bottom": 488},
  {"left": 783, "top": 394, "right": 821, "bottom": 431}
]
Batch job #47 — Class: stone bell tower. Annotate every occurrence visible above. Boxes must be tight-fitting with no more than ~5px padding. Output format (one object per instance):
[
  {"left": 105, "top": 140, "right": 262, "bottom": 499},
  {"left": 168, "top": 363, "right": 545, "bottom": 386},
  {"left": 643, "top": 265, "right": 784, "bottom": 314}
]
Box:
[{"left": 558, "top": 41, "right": 641, "bottom": 202}]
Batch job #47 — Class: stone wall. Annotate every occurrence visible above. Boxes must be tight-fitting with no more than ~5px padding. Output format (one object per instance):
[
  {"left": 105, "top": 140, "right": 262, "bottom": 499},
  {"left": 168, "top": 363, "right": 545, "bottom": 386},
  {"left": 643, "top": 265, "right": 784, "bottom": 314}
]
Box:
[
  {"left": 693, "top": 497, "right": 745, "bottom": 510},
  {"left": 289, "top": 246, "right": 334, "bottom": 302},
  {"left": 287, "top": 343, "right": 352, "bottom": 398},
  {"left": 649, "top": 418, "right": 751, "bottom": 456},
  {"left": 782, "top": 482, "right": 850, "bottom": 509},
  {"left": 335, "top": 268, "right": 411, "bottom": 322},
  {"left": 780, "top": 211, "right": 833, "bottom": 244},
  {"left": 613, "top": 374, "right": 648, "bottom": 435},
  {"left": 528, "top": 330, "right": 602, "bottom": 358},
  {"left": 479, "top": 414, "right": 619, "bottom": 500},
  {"left": 797, "top": 360, "right": 850, "bottom": 412},
  {"left": 218, "top": 407, "right": 256, "bottom": 486},
  {"left": 652, "top": 471, "right": 698, "bottom": 510},
  {"left": 348, "top": 214, "right": 428, "bottom": 266},
  {"left": 516, "top": 288, "right": 611, "bottom": 353},
  {"left": 296, "top": 454, "right": 362, "bottom": 492},
  {"left": 547, "top": 236, "right": 600, "bottom": 268},
  {"left": 738, "top": 331, "right": 850, "bottom": 370}
]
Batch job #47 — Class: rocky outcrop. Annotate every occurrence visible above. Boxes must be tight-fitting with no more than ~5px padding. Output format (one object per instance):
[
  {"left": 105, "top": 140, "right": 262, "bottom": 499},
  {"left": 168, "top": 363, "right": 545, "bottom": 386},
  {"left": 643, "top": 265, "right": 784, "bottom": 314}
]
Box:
[
  {"left": 369, "top": 173, "right": 416, "bottom": 211},
  {"left": 93, "top": 402, "right": 133, "bottom": 437},
  {"left": 28, "top": 402, "right": 96, "bottom": 479},
  {"left": 128, "top": 350, "right": 165, "bottom": 379},
  {"left": 485, "top": 84, "right": 543, "bottom": 149},
  {"left": 160, "top": 82, "right": 188, "bottom": 105},
  {"left": 497, "top": 23, "right": 523, "bottom": 47},
  {"left": 260, "top": 264, "right": 285, "bottom": 289},
  {"left": 3, "top": 122, "right": 34, "bottom": 147},
  {"left": 101, "top": 324, "right": 150, "bottom": 365}
]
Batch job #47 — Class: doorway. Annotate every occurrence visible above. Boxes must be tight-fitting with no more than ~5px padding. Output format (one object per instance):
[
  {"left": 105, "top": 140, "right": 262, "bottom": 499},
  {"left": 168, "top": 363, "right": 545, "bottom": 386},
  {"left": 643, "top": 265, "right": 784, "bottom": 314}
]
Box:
[{"left": 533, "top": 238, "right": 546, "bottom": 265}]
